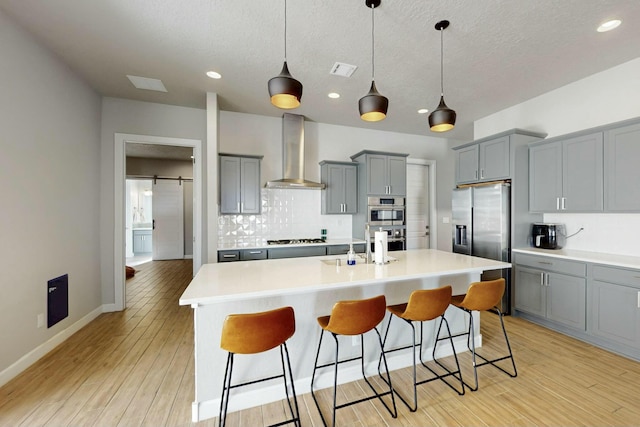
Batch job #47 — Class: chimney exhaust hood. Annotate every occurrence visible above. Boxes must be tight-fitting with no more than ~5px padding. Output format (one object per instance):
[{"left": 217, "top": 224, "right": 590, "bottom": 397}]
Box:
[{"left": 266, "top": 113, "right": 325, "bottom": 189}]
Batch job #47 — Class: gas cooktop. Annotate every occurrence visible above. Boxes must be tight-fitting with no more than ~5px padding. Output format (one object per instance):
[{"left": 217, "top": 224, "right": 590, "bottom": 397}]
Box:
[{"left": 267, "top": 238, "right": 325, "bottom": 245}]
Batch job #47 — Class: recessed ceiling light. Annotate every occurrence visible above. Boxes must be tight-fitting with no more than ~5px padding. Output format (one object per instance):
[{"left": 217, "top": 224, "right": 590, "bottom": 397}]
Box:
[
  {"left": 417, "top": 108, "right": 429, "bottom": 114},
  {"left": 597, "top": 19, "right": 621, "bottom": 32},
  {"left": 126, "top": 75, "right": 167, "bottom": 92},
  {"left": 206, "top": 71, "right": 222, "bottom": 79},
  {"left": 328, "top": 92, "right": 340, "bottom": 99}
]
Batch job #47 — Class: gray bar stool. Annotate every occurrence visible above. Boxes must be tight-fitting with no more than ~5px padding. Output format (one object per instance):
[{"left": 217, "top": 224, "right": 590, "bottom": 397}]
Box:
[
  {"left": 450, "top": 278, "right": 517, "bottom": 391},
  {"left": 380, "top": 285, "right": 464, "bottom": 412},
  {"left": 219, "top": 306, "right": 300, "bottom": 427},
  {"left": 310, "top": 294, "right": 397, "bottom": 427}
]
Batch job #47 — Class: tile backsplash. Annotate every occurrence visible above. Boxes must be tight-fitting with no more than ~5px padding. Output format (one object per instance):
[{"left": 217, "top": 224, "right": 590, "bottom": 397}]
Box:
[
  {"left": 218, "top": 189, "right": 352, "bottom": 248},
  {"left": 543, "top": 213, "right": 640, "bottom": 257}
]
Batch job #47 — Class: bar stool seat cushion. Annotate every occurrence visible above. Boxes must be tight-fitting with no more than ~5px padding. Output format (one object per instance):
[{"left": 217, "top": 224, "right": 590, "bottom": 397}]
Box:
[
  {"left": 451, "top": 279, "right": 505, "bottom": 312},
  {"left": 221, "top": 306, "right": 295, "bottom": 354},
  {"left": 387, "top": 286, "right": 452, "bottom": 321},
  {"left": 317, "top": 295, "right": 386, "bottom": 336}
]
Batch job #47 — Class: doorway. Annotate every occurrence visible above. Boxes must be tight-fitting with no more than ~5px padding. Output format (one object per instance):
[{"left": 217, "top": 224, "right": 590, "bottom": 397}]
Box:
[
  {"left": 114, "top": 133, "right": 202, "bottom": 312},
  {"left": 406, "top": 159, "right": 437, "bottom": 249}
]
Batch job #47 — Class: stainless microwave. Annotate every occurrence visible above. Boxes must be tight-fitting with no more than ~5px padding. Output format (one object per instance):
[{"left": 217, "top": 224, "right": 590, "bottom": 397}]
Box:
[{"left": 367, "top": 197, "right": 405, "bottom": 226}]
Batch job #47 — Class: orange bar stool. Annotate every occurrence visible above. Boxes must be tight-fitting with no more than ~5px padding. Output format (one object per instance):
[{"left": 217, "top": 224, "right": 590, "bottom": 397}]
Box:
[
  {"left": 310, "top": 295, "right": 397, "bottom": 427},
  {"left": 450, "top": 278, "right": 517, "bottom": 391},
  {"left": 380, "top": 285, "right": 464, "bottom": 411},
  {"left": 219, "top": 306, "right": 300, "bottom": 427}
]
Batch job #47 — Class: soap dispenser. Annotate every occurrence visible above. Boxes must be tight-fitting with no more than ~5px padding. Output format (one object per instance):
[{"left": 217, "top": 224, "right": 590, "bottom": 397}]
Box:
[{"left": 347, "top": 243, "right": 356, "bottom": 266}]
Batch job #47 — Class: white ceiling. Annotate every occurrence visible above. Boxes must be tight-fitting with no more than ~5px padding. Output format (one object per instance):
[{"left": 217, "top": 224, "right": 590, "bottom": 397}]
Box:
[{"left": 2, "top": 0, "right": 639, "bottom": 142}]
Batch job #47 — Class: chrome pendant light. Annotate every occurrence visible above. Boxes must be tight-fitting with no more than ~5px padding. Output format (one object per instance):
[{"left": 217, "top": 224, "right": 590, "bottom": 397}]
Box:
[
  {"left": 429, "top": 20, "right": 456, "bottom": 132},
  {"left": 359, "top": 0, "right": 388, "bottom": 122},
  {"left": 268, "top": 0, "right": 303, "bottom": 109}
]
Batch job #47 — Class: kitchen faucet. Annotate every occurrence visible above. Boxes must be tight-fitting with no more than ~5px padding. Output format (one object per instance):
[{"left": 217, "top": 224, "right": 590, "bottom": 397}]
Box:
[{"left": 364, "top": 223, "right": 373, "bottom": 264}]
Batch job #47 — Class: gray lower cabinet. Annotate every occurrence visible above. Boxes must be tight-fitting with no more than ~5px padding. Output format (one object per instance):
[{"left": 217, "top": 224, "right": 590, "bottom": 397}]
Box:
[
  {"left": 605, "top": 122, "right": 640, "bottom": 211},
  {"left": 133, "top": 229, "right": 152, "bottom": 254},
  {"left": 218, "top": 250, "right": 240, "bottom": 262},
  {"left": 589, "top": 265, "right": 640, "bottom": 351},
  {"left": 320, "top": 161, "right": 357, "bottom": 214},
  {"left": 267, "top": 246, "right": 326, "bottom": 259},
  {"left": 240, "top": 249, "right": 267, "bottom": 261},
  {"left": 529, "top": 132, "right": 603, "bottom": 212},
  {"left": 514, "top": 253, "right": 586, "bottom": 331},
  {"left": 219, "top": 154, "right": 262, "bottom": 214},
  {"left": 326, "top": 243, "right": 366, "bottom": 255}
]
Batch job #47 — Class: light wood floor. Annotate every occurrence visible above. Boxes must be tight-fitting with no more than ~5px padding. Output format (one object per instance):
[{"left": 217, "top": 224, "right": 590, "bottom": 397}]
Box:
[{"left": 2, "top": 259, "right": 640, "bottom": 426}]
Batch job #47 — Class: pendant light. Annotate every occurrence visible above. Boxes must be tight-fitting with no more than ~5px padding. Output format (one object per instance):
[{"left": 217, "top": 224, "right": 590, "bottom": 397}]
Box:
[
  {"left": 268, "top": 0, "right": 303, "bottom": 109},
  {"left": 429, "top": 20, "right": 456, "bottom": 132},
  {"left": 359, "top": 0, "right": 388, "bottom": 122}
]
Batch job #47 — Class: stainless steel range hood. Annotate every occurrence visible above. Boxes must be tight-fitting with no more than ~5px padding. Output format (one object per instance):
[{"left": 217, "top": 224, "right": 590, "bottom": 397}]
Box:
[{"left": 266, "top": 113, "right": 325, "bottom": 189}]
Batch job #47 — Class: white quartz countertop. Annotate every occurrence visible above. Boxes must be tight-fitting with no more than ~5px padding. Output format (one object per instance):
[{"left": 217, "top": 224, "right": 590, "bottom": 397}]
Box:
[
  {"left": 513, "top": 247, "right": 640, "bottom": 270},
  {"left": 179, "top": 249, "right": 511, "bottom": 306},
  {"left": 217, "top": 238, "right": 366, "bottom": 251}
]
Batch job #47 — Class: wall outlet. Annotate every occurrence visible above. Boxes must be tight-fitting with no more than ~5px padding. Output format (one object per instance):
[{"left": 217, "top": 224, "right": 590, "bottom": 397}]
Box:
[
  {"left": 442, "top": 216, "right": 450, "bottom": 224},
  {"left": 37, "top": 313, "right": 45, "bottom": 328}
]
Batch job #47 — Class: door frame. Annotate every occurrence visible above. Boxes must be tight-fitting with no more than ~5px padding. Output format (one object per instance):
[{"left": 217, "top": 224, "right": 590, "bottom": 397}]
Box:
[
  {"left": 407, "top": 158, "right": 437, "bottom": 249},
  {"left": 114, "top": 133, "right": 202, "bottom": 311}
]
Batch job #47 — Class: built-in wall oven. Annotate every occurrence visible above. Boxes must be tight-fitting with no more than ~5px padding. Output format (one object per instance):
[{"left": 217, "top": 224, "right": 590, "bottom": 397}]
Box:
[{"left": 367, "top": 197, "right": 406, "bottom": 251}]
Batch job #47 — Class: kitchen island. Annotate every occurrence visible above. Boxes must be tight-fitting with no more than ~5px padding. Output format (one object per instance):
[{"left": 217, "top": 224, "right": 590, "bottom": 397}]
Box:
[{"left": 179, "top": 249, "right": 511, "bottom": 422}]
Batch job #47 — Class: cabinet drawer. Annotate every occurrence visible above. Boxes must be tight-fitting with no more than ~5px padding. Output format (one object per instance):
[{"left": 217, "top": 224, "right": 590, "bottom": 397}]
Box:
[
  {"left": 218, "top": 250, "right": 240, "bottom": 262},
  {"left": 593, "top": 265, "right": 640, "bottom": 288},
  {"left": 240, "top": 249, "right": 268, "bottom": 261},
  {"left": 326, "top": 244, "right": 366, "bottom": 255},
  {"left": 268, "top": 246, "right": 326, "bottom": 259},
  {"left": 514, "top": 253, "right": 586, "bottom": 277}
]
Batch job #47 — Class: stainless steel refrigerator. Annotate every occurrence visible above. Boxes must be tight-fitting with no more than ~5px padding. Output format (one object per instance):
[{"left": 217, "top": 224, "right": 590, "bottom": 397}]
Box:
[{"left": 452, "top": 183, "right": 511, "bottom": 314}]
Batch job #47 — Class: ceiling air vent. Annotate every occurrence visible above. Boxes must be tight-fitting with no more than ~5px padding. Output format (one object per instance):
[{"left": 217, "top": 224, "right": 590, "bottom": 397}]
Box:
[{"left": 330, "top": 62, "right": 357, "bottom": 78}]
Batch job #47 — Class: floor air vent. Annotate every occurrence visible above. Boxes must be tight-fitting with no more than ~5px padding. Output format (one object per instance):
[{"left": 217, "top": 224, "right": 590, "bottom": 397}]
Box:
[{"left": 48, "top": 274, "right": 68, "bottom": 328}]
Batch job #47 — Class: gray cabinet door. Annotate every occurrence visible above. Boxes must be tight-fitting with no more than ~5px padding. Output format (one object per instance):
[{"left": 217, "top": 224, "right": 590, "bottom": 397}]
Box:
[
  {"left": 240, "top": 157, "right": 261, "bottom": 214},
  {"left": 605, "top": 123, "right": 640, "bottom": 211},
  {"left": 455, "top": 145, "right": 479, "bottom": 184},
  {"left": 514, "top": 266, "right": 546, "bottom": 317},
  {"left": 367, "top": 154, "right": 388, "bottom": 195},
  {"left": 562, "top": 132, "right": 603, "bottom": 212},
  {"left": 327, "top": 163, "right": 345, "bottom": 214},
  {"left": 321, "top": 163, "right": 357, "bottom": 214},
  {"left": 220, "top": 155, "right": 261, "bottom": 214},
  {"left": 546, "top": 272, "right": 586, "bottom": 330},
  {"left": 590, "top": 280, "right": 640, "bottom": 349},
  {"left": 344, "top": 165, "right": 358, "bottom": 213},
  {"left": 387, "top": 156, "right": 407, "bottom": 196},
  {"left": 479, "top": 136, "right": 510, "bottom": 181},
  {"left": 529, "top": 142, "right": 562, "bottom": 212},
  {"left": 220, "top": 156, "right": 241, "bottom": 214}
]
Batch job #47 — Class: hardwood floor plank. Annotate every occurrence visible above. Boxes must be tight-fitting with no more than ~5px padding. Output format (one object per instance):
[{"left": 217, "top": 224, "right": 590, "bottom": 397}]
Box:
[{"left": 3, "top": 259, "right": 640, "bottom": 426}]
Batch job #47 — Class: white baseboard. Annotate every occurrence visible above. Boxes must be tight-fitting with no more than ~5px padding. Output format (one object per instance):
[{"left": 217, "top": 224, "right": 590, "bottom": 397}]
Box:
[
  {"left": 0, "top": 305, "right": 104, "bottom": 388},
  {"left": 184, "top": 254, "right": 193, "bottom": 259}
]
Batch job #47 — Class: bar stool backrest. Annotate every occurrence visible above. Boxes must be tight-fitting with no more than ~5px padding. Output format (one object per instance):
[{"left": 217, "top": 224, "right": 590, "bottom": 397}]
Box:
[
  {"left": 325, "top": 295, "right": 387, "bottom": 336},
  {"left": 403, "top": 285, "right": 452, "bottom": 321},
  {"left": 221, "top": 306, "right": 295, "bottom": 354},
  {"left": 457, "top": 278, "right": 505, "bottom": 312}
]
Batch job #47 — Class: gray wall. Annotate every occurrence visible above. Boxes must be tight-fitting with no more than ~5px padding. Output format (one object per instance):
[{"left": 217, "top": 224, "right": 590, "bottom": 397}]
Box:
[
  {"left": 100, "top": 98, "right": 206, "bottom": 304},
  {"left": 0, "top": 8, "right": 102, "bottom": 375}
]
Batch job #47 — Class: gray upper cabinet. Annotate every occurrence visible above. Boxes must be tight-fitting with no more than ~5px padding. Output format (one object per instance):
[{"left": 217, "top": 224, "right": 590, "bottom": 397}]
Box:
[
  {"left": 320, "top": 161, "right": 357, "bottom": 214},
  {"left": 350, "top": 151, "right": 408, "bottom": 197},
  {"left": 219, "top": 154, "right": 262, "bottom": 214},
  {"left": 529, "top": 132, "right": 603, "bottom": 212},
  {"left": 455, "top": 136, "right": 510, "bottom": 184},
  {"left": 605, "top": 122, "right": 640, "bottom": 211}
]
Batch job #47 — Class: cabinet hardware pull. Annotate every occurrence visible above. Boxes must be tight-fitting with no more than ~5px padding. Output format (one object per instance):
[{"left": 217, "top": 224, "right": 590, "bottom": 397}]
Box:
[
  {"left": 638, "top": 291, "right": 640, "bottom": 309},
  {"left": 556, "top": 197, "right": 560, "bottom": 210},
  {"left": 223, "top": 254, "right": 237, "bottom": 258},
  {"left": 480, "top": 168, "right": 485, "bottom": 179},
  {"left": 540, "top": 272, "right": 545, "bottom": 286},
  {"left": 546, "top": 273, "right": 550, "bottom": 286},
  {"left": 475, "top": 170, "right": 478, "bottom": 179},
  {"left": 538, "top": 261, "right": 553, "bottom": 265},
  {"left": 561, "top": 197, "right": 566, "bottom": 210},
  {"left": 249, "top": 251, "right": 261, "bottom": 254}
]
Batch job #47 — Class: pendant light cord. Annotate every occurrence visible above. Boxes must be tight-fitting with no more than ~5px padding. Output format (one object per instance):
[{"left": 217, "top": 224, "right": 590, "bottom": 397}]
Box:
[
  {"left": 439, "top": 26, "right": 444, "bottom": 96},
  {"left": 371, "top": 4, "right": 375, "bottom": 81},
  {"left": 284, "top": 0, "right": 288, "bottom": 61}
]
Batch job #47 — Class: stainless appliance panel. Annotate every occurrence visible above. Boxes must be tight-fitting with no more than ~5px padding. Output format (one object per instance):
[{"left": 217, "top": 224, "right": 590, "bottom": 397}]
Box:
[
  {"left": 451, "top": 188, "right": 472, "bottom": 255},
  {"left": 451, "top": 183, "right": 511, "bottom": 314}
]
